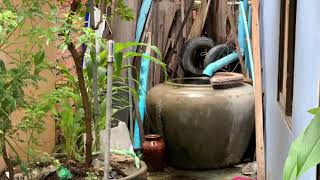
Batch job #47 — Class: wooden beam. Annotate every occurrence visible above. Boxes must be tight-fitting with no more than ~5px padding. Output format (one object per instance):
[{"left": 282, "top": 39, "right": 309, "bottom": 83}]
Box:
[
  {"left": 251, "top": 0, "right": 265, "bottom": 179},
  {"left": 188, "top": 0, "right": 209, "bottom": 39},
  {"left": 208, "top": 0, "right": 228, "bottom": 43}
]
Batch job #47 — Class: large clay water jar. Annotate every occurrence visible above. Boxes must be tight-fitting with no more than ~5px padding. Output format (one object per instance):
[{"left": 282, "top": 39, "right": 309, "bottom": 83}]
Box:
[{"left": 146, "top": 73, "right": 254, "bottom": 169}]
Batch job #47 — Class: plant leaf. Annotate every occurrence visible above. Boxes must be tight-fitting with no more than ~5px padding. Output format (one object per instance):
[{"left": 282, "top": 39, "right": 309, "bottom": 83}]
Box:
[
  {"left": 296, "top": 113, "right": 320, "bottom": 176},
  {"left": 114, "top": 52, "right": 123, "bottom": 77},
  {"left": 283, "top": 133, "right": 303, "bottom": 180},
  {"left": 34, "top": 51, "right": 45, "bottom": 65},
  {"left": 308, "top": 108, "right": 320, "bottom": 115},
  {"left": 0, "top": 59, "right": 6, "bottom": 72}
]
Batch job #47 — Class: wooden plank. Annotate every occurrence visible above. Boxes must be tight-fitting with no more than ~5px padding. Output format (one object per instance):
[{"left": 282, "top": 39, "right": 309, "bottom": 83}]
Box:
[
  {"left": 159, "top": 1, "right": 178, "bottom": 52},
  {"left": 112, "top": 0, "right": 140, "bottom": 126},
  {"left": 169, "top": 12, "right": 184, "bottom": 78},
  {"left": 251, "top": 0, "right": 265, "bottom": 179},
  {"left": 208, "top": 0, "right": 228, "bottom": 43},
  {"left": 152, "top": 1, "right": 162, "bottom": 85},
  {"left": 185, "top": 0, "right": 194, "bottom": 38},
  {"left": 165, "top": 1, "right": 194, "bottom": 76},
  {"left": 151, "top": 0, "right": 178, "bottom": 85},
  {"left": 201, "top": 0, "right": 212, "bottom": 30},
  {"left": 188, "top": 0, "right": 208, "bottom": 39},
  {"left": 113, "top": 1, "right": 139, "bottom": 43},
  {"left": 181, "top": 0, "right": 186, "bottom": 38}
]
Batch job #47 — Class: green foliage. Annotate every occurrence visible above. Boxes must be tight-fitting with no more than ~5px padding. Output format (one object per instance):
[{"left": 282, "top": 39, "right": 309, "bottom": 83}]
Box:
[
  {"left": 49, "top": 40, "right": 164, "bottom": 159},
  {"left": 0, "top": 55, "right": 50, "bottom": 138},
  {"left": 110, "top": 0, "right": 135, "bottom": 21},
  {"left": 88, "top": 41, "right": 165, "bottom": 131},
  {"left": 283, "top": 107, "right": 320, "bottom": 180},
  {"left": 0, "top": 0, "right": 165, "bottom": 174},
  {"left": 0, "top": 49, "right": 52, "bottom": 179},
  {"left": 0, "top": 1, "right": 57, "bottom": 178},
  {"left": 46, "top": 85, "right": 85, "bottom": 160},
  {"left": 0, "top": 10, "right": 18, "bottom": 36}
]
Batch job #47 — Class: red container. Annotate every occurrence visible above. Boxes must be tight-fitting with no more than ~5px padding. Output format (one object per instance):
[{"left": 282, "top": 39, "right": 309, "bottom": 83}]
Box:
[{"left": 141, "top": 134, "right": 166, "bottom": 172}]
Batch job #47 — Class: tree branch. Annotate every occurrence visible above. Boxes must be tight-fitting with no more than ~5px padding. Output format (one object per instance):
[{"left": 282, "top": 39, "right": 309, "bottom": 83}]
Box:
[{"left": 66, "top": 0, "right": 94, "bottom": 164}]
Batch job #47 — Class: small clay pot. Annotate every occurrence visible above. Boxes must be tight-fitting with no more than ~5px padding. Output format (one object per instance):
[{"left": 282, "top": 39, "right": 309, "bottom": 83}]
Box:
[{"left": 141, "top": 134, "right": 166, "bottom": 172}]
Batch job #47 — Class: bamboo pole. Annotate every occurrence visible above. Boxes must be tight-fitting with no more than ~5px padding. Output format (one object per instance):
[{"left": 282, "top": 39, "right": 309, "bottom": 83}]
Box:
[{"left": 251, "top": 0, "right": 265, "bottom": 179}]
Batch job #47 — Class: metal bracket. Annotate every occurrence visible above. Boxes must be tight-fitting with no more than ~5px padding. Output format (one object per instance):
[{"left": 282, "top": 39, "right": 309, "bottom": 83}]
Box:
[{"left": 107, "top": 40, "right": 115, "bottom": 63}]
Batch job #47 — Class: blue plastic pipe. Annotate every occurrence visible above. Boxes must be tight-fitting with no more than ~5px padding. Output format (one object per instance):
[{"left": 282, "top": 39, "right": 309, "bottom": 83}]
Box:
[
  {"left": 135, "top": 0, "right": 153, "bottom": 43},
  {"left": 133, "top": 54, "right": 150, "bottom": 149},
  {"left": 244, "top": 0, "right": 249, "bottom": 15},
  {"left": 240, "top": 1, "right": 255, "bottom": 83},
  {"left": 238, "top": 1, "right": 246, "bottom": 53},
  {"left": 133, "top": 0, "right": 153, "bottom": 149},
  {"left": 203, "top": 52, "right": 239, "bottom": 76},
  {"left": 245, "top": 6, "right": 252, "bottom": 78}
]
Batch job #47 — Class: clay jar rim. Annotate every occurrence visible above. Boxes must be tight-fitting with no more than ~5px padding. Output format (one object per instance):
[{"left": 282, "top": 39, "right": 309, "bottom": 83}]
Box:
[
  {"left": 165, "top": 73, "right": 244, "bottom": 88},
  {"left": 145, "top": 134, "right": 162, "bottom": 141},
  {"left": 164, "top": 77, "right": 212, "bottom": 87}
]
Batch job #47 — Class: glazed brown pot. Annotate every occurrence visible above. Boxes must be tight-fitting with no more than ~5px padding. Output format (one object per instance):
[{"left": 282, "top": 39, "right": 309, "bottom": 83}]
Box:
[
  {"left": 141, "top": 134, "right": 166, "bottom": 172},
  {"left": 146, "top": 76, "right": 255, "bottom": 169}
]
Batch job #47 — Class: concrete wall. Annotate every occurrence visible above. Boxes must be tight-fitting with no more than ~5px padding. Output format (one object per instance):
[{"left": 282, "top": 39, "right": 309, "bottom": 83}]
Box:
[{"left": 261, "top": 0, "right": 320, "bottom": 179}]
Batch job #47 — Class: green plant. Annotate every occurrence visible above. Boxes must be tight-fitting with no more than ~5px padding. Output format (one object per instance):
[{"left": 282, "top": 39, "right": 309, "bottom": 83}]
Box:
[
  {"left": 283, "top": 107, "right": 320, "bottom": 180},
  {"left": 0, "top": 57, "right": 51, "bottom": 179},
  {"left": 48, "top": 85, "right": 85, "bottom": 160},
  {"left": 56, "top": 0, "right": 166, "bottom": 166},
  {"left": 0, "top": 1, "right": 57, "bottom": 178},
  {"left": 56, "top": 0, "right": 138, "bottom": 165},
  {"left": 48, "top": 40, "right": 164, "bottom": 161}
]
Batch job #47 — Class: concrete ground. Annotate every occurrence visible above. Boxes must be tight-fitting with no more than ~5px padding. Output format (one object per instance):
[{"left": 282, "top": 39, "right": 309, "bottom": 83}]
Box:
[{"left": 147, "top": 167, "right": 252, "bottom": 180}]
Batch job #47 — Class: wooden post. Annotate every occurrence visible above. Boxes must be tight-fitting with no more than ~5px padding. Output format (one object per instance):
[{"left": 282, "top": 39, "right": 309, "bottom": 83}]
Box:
[
  {"left": 251, "top": 0, "right": 265, "bottom": 179},
  {"left": 208, "top": 0, "right": 228, "bottom": 44},
  {"left": 188, "top": 0, "right": 208, "bottom": 39}
]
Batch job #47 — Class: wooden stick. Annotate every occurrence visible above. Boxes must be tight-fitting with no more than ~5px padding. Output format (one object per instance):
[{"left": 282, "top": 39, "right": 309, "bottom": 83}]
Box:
[
  {"left": 227, "top": 11, "right": 247, "bottom": 78},
  {"left": 251, "top": 0, "right": 265, "bottom": 179},
  {"left": 181, "top": 0, "right": 186, "bottom": 38},
  {"left": 201, "top": 0, "right": 212, "bottom": 30}
]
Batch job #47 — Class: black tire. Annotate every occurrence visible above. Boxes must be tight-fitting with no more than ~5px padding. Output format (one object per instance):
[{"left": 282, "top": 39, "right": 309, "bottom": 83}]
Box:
[
  {"left": 203, "top": 44, "right": 233, "bottom": 67},
  {"left": 181, "top": 37, "right": 215, "bottom": 76}
]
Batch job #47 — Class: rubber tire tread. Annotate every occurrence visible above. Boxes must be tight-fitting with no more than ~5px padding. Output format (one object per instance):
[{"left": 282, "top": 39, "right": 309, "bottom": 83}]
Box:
[
  {"left": 181, "top": 37, "right": 215, "bottom": 76},
  {"left": 203, "top": 44, "right": 233, "bottom": 67}
]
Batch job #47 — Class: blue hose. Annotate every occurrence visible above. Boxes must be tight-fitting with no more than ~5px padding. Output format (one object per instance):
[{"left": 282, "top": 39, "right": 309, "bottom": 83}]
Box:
[{"left": 203, "top": 52, "right": 239, "bottom": 77}]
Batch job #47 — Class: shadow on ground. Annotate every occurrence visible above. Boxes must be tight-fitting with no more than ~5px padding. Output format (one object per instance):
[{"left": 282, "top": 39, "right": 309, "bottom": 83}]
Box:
[{"left": 148, "top": 167, "right": 251, "bottom": 180}]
